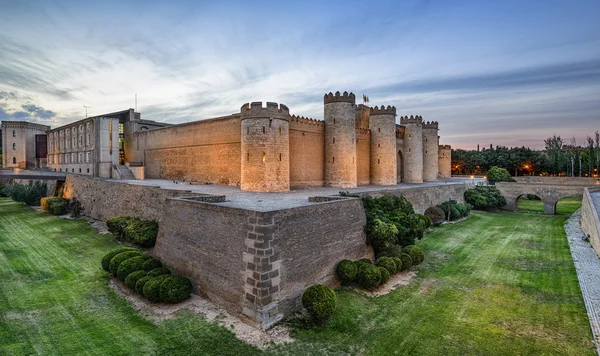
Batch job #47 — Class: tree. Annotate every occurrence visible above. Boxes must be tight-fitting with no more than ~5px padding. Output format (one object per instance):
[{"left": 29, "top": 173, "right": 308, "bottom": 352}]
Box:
[
  {"left": 544, "top": 134, "right": 564, "bottom": 175},
  {"left": 486, "top": 166, "right": 514, "bottom": 185}
]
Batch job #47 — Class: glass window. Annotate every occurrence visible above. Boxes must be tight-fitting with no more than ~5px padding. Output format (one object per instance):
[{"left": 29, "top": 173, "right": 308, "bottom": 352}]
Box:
[
  {"left": 12, "top": 130, "right": 16, "bottom": 137},
  {"left": 12, "top": 143, "right": 16, "bottom": 150}
]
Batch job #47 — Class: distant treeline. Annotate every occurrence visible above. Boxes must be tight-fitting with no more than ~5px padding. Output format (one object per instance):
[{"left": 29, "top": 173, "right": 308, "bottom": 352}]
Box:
[{"left": 452, "top": 132, "right": 600, "bottom": 177}]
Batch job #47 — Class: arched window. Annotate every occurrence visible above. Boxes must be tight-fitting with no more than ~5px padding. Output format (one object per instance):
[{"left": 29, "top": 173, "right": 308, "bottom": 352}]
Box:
[
  {"left": 12, "top": 157, "right": 16, "bottom": 164},
  {"left": 12, "top": 143, "right": 16, "bottom": 150},
  {"left": 12, "top": 130, "right": 16, "bottom": 137}
]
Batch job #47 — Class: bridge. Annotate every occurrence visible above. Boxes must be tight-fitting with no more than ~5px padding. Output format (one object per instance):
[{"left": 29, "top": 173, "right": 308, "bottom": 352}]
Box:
[
  {"left": 496, "top": 178, "right": 600, "bottom": 214},
  {"left": 0, "top": 169, "right": 66, "bottom": 181}
]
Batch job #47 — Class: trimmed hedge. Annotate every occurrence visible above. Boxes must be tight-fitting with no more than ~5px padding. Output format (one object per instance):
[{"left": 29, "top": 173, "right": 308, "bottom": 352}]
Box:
[
  {"left": 378, "top": 267, "right": 390, "bottom": 285},
  {"left": 106, "top": 216, "right": 159, "bottom": 247},
  {"left": 135, "top": 276, "right": 153, "bottom": 294},
  {"left": 143, "top": 275, "right": 171, "bottom": 302},
  {"left": 101, "top": 247, "right": 138, "bottom": 272},
  {"left": 41, "top": 197, "right": 69, "bottom": 215},
  {"left": 402, "top": 245, "right": 424, "bottom": 265},
  {"left": 147, "top": 268, "right": 171, "bottom": 277},
  {"left": 125, "top": 270, "right": 148, "bottom": 290},
  {"left": 159, "top": 275, "right": 193, "bottom": 303},
  {"left": 109, "top": 251, "right": 143, "bottom": 276},
  {"left": 375, "top": 257, "right": 397, "bottom": 275},
  {"left": 400, "top": 253, "right": 413, "bottom": 271},
  {"left": 335, "top": 260, "right": 358, "bottom": 285},
  {"left": 142, "top": 258, "right": 163, "bottom": 271},
  {"left": 424, "top": 206, "right": 445, "bottom": 226},
  {"left": 464, "top": 186, "right": 507, "bottom": 210},
  {"left": 377, "top": 245, "right": 404, "bottom": 259},
  {"left": 357, "top": 263, "right": 381, "bottom": 290},
  {"left": 3, "top": 181, "right": 47, "bottom": 206},
  {"left": 390, "top": 257, "right": 403, "bottom": 273},
  {"left": 116, "top": 255, "right": 152, "bottom": 281},
  {"left": 302, "top": 284, "right": 337, "bottom": 327}
]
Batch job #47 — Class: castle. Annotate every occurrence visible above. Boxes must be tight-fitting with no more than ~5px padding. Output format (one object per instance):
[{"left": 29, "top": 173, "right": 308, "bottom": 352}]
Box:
[{"left": 124, "top": 91, "right": 451, "bottom": 191}]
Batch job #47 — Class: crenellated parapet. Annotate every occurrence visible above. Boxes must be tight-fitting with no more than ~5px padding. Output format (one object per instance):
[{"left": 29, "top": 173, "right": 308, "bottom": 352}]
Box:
[
  {"left": 370, "top": 105, "right": 396, "bottom": 116},
  {"left": 290, "top": 115, "right": 324, "bottom": 127},
  {"left": 400, "top": 115, "right": 423, "bottom": 124},
  {"left": 439, "top": 145, "right": 452, "bottom": 150},
  {"left": 324, "top": 91, "right": 355, "bottom": 105},
  {"left": 356, "top": 127, "right": 370, "bottom": 139},
  {"left": 422, "top": 121, "right": 438, "bottom": 129},
  {"left": 241, "top": 102, "right": 290, "bottom": 121}
]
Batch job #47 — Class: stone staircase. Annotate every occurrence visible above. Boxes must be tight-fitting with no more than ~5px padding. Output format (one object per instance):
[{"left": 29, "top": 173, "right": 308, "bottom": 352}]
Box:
[{"left": 114, "top": 165, "right": 136, "bottom": 180}]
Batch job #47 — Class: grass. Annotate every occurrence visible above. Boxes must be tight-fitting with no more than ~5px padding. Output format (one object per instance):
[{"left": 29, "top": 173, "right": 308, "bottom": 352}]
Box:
[
  {"left": 0, "top": 198, "right": 594, "bottom": 355},
  {"left": 518, "top": 196, "right": 582, "bottom": 215}
]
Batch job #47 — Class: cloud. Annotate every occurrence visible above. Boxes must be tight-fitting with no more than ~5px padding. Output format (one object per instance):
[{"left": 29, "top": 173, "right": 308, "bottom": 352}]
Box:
[{"left": 0, "top": 102, "right": 56, "bottom": 122}]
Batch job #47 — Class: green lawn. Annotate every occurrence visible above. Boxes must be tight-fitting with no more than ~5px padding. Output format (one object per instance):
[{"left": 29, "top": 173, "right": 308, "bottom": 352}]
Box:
[
  {"left": 518, "top": 196, "right": 582, "bottom": 215},
  {"left": 0, "top": 198, "right": 595, "bottom": 355}
]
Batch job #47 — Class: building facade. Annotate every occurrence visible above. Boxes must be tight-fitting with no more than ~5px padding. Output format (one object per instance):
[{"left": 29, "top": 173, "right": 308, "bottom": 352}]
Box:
[
  {"left": 1, "top": 121, "right": 50, "bottom": 169},
  {"left": 46, "top": 109, "right": 169, "bottom": 178},
  {"left": 129, "top": 91, "right": 452, "bottom": 191}
]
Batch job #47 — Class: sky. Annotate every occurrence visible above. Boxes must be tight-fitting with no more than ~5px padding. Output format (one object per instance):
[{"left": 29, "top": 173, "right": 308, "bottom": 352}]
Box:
[{"left": 0, "top": 0, "right": 599, "bottom": 149}]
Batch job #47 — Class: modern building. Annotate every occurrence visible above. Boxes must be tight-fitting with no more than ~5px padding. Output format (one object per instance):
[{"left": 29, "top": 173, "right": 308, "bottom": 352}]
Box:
[
  {"left": 1, "top": 121, "right": 50, "bottom": 169},
  {"left": 46, "top": 109, "right": 169, "bottom": 178}
]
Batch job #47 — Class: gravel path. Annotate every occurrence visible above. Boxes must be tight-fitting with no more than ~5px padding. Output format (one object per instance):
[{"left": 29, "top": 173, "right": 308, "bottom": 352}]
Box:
[{"left": 565, "top": 210, "right": 600, "bottom": 355}]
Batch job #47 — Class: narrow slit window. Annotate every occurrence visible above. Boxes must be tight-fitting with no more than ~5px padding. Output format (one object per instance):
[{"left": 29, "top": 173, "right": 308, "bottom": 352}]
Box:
[
  {"left": 378, "top": 159, "right": 380, "bottom": 164},
  {"left": 378, "top": 128, "right": 380, "bottom": 133},
  {"left": 378, "top": 143, "right": 380, "bottom": 148},
  {"left": 247, "top": 127, "right": 250, "bottom": 135},
  {"left": 409, "top": 148, "right": 411, "bottom": 152},
  {"left": 247, "top": 152, "right": 250, "bottom": 161},
  {"left": 279, "top": 153, "right": 282, "bottom": 161},
  {"left": 333, "top": 137, "right": 336, "bottom": 144},
  {"left": 279, "top": 127, "right": 282, "bottom": 135},
  {"left": 262, "top": 127, "right": 265, "bottom": 134},
  {"left": 332, "top": 157, "right": 335, "bottom": 163},
  {"left": 333, "top": 118, "right": 336, "bottom": 124},
  {"left": 262, "top": 153, "right": 266, "bottom": 162}
]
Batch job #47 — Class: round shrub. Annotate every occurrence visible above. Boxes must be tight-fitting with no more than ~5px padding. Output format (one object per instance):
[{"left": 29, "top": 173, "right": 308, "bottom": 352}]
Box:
[
  {"left": 416, "top": 214, "right": 432, "bottom": 229},
  {"left": 124, "top": 270, "right": 147, "bottom": 290},
  {"left": 377, "top": 245, "right": 403, "bottom": 259},
  {"left": 449, "top": 206, "right": 461, "bottom": 221},
  {"left": 375, "top": 257, "right": 397, "bottom": 275},
  {"left": 400, "top": 253, "right": 413, "bottom": 271},
  {"left": 301, "top": 284, "right": 337, "bottom": 327},
  {"left": 141, "top": 258, "right": 163, "bottom": 271},
  {"left": 135, "top": 276, "right": 153, "bottom": 294},
  {"left": 402, "top": 245, "right": 424, "bottom": 265},
  {"left": 159, "top": 275, "right": 193, "bottom": 303},
  {"left": 116, "top": 255, "right": 152, "bottom": 281},
  {"left": 378, "top": 267, "right": 390, "bottom": 285},
  {"left": 147, "top": 268, "right": 171, "bottom": 277},
  {"left": 109, "top": 250, "right": 142, "bottom": 276},
  {"left": 424, "top": 206, "right": 445, "bottom": 226},
  {"left": 357, "top": 263, "right": 381, "bottom": 290},
  {"left": 390, "top": 257, "right": 403, "bottom": 273},
  {"left": 367, "top": 219, "right": 398, "bottom": 252},
  {"left": 101, "top": 247, "right": 138, "bottom": 272},
  {"left": 125, "top": 218, "right": 159, "bottom": 247},
  {"left": 143, "top": 275, "right": 171, "bottom": 302},
  {"left": 356, "top": 258, "right": 373, "bottom": 267},
  {"left": 335, "top": 260, "right": 358, "bottom": 285}
]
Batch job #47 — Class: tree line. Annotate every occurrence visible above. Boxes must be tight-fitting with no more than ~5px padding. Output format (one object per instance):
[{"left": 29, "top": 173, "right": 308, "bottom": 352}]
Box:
[{"left": 452, "top": 131, "right": 600, "bottom": 177}]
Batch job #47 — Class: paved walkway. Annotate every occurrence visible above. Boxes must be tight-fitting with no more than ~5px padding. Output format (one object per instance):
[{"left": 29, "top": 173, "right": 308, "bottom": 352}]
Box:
[
  {"left": 107, "top": 177, "right": 483, "bottom": 211},
  {"left": 565, "top": 210, "right": 600, "bottom": 355}
]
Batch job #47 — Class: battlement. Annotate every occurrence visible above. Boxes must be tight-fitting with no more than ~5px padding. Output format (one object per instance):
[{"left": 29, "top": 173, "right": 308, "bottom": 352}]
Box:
[
  {"left": 240, "top": 102, "right": 290, "bottom": 121},
  {"left": 422, "top": 121, "right": 438, "bottom": 129},
  {"left": 290, "top": 115, "right": 324, "bottom": 127},
  {"left": 439, "top": 145, "right": 452, "bottom": 150},
  {"left": 400, "top": 115, "right": 423, "bottom": 124},
  {"left": 370, "top": 105, "right": 396, "bottom": 116},
  {"left": 324, "top": 91, "right": 356, "bottom": 104},
  {"left": 356, "top": 127, "right": 370, "bottom": 135}
]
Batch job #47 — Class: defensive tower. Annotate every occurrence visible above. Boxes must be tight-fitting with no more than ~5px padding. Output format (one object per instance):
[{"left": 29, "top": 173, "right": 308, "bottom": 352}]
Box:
[
  {"left": 240, "top": 102, "right": 290, "bottom": 192},
  {"left": 422, "top": 121, "right": 439, "bottom": 182},
  {"left": 400, "top": 115, "right": 424, "bottom": 183},
  {"left": 438, "top": 144, "right": 452, "bottom": 178},
  {"left": 369, "top": 105, "right": 397, "bottom": 185},
  {"left": 324, "top": 91, "right": 357, "bottom": 188}
]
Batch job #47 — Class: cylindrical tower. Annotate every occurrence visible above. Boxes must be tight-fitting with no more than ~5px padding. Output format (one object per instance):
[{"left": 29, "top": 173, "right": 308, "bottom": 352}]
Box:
[
  {"left": 324, "top": 91, "right": 357, "bottom": 188},
  {"left": 369, "top": 105, "right": 397, "bottom": 185},
  {"left": 438, "top": 145, "right": 452, "bottom": 178},
  {"left": 422, "top": 121, "right": 439, "bottom": 182},
  {"left": 401, "top": 115, "right": 424, "bottom": 183},
  {"left": 240, "top": 102, "right": 290, "bottom": 192}
]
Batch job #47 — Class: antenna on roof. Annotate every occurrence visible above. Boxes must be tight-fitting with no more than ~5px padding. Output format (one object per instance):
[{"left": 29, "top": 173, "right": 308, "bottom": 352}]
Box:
[
  {"left": 135, "top": 94, "right": 137, "bottom": 112},
  {"left": 83, "top": 105, "right": 91, "bottom": 118}
]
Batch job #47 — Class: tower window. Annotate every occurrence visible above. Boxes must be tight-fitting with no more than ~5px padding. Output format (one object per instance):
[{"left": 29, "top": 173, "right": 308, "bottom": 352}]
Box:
[
  {"left": 332, "top": 157, "right": 335, "bottom": 163},
  {"left": 12, "top": 130, "right": 16, "bottom": 137},
  {"left": 262, "top": 153, "right": 266, "bottom": 162},
  {"left": 378, "top": 128, "right": 380, "bottom": 133},
  {"left": 333, "top": 118, "right": 336, "bottom": 124},
  {"left": 409, "top": 134, "right": 412, "bottom": 139},
  {"left": 279, "top": 127, "right": 282, "bottom": 135},
  {"left": 333, "top": 137, "right": 336, "bottom": 144},
  {"left": 12, "top": 143, "right": 16, "bottom": 150},
  {"left": 12, "top": 157, "right": 16, "bottom": 164},
  {"left": 378, "top": 159, "right": 380, "bottom": 164},
  {"left": 247, "top": 127, "right": 250, "bottom": 135},
  {"left": 247, "top": 152, "right": 250, "bottom": 161},
  {"left": 426, "top": 150, "right": 428, "bottom": 154},
  {"left": 409, "top": 148, "right": 411, "bottom": 152},
  {"left": 262, "top": 127, "right": 265, "bottom": 134},
  {"left": 378, "top": 143, "right": 380, "bottom": 148},
  {"left": 279, "top": 153, "right": 282, "bottom": 161},
  {"left": 425, "top": 138, "right": 428, "bottom": 142}
]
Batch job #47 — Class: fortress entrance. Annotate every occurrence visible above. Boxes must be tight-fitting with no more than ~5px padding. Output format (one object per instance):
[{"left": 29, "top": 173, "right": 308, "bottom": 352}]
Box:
[{"left": 397, "top": 150, "right": 404, "bottom": 184}]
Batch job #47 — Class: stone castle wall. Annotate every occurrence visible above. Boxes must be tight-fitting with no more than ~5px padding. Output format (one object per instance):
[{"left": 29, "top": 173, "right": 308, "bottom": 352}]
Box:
[
  {"left": 422, "top": 122, "right": 439, "bottom": 182},
  {"left": 289, "top": 116, "right": 325, "bottom": 187},
  {"left": 135, "top": 115, "right": 242, "bottom": 185},
  {"left": 324, "top": 92, "right": 357, "bottom": 188},
  {"left": 369, "top": 106, "right": 397, "bottom": 185},
  {"left": 581, "top": 187, "right": 600, "bottom": 257},
  {"left": 401, "top": 116, "right": 424, "bottom": 183},
  {"left": 438, "top": 145, "right": 451, "bottom": 178},
  {"left": 356, "top": 128, "right": 371, "bottom": 185}
]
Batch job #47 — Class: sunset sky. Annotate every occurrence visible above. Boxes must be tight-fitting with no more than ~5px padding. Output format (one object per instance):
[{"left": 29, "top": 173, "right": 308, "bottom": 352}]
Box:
[{"left": 1, "top": 0, "right": 599, "bottom": 149}]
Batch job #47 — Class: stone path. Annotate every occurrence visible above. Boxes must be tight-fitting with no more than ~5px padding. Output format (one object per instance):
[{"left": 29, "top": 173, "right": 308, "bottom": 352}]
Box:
[{"left": 565, "top": 210, "right": 600, "bottom": 355}]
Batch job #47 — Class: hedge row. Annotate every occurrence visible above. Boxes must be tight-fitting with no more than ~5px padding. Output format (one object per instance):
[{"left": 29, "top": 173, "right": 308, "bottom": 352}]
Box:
[
  {"left": 437, "top": 200, "right": 471, "bottom": 221},
  {"left": 1, "top": 181, "right": 47, "bottom": 206},
  {"left": 106, "top": 216, "right": 158, "bottom": 247},
  {"left": 464, "top": 186, "right": 507, "bottom": 210},
  {"left": 335, "top": 245, "right": 424, "bottom": 290},
  {"left": 101, "top": 248, "right": 192, "bottom": 304}
]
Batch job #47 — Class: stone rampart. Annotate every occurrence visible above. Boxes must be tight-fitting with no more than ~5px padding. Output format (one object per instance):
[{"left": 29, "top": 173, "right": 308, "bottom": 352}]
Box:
[
  {"left": 581, "top": 187, "right": 600, "bottom": 257},
  {"left": 514, "top": 176, "right": 600, "bottom": 186}
]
